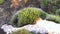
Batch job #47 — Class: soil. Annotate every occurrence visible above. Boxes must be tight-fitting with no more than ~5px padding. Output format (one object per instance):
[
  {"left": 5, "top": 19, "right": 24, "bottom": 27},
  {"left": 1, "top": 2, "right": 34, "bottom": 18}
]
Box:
[{"left": 0, "top": 0, "right": 15, "bottom": 27}]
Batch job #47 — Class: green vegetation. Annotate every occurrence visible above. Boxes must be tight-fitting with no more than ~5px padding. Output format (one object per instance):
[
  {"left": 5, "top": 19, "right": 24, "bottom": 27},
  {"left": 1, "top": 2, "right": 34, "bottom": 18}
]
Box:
[
  {"left": 10, "top": 8, "right": 60, "bottom": 27},
  {"left": 17, "top": 8, "right": 47, "bottom": 26},
  {"left": 46, "top": 15, "right": 60, "bottom": 23},
  {"left": 12, "top": 29, "right": 34, "bottom": 34},
  {"left": 50, "top": 6, "right": 58, "bottom": 14},
  {"left": 0, "top": 0, "right": 5, "bottom": 5},
  {"left": 41, "top": 0, "right": 51, "bottom": 8},
  {"left": 10, "top": 8, "right": 47, "bottom": 27},
  {"left": 40, "top": 0, "right": 60, "bottom": 14}
]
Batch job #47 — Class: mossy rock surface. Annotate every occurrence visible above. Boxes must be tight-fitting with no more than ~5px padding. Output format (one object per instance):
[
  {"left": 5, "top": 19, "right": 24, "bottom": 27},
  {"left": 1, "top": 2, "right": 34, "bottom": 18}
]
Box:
[
  {"left": 10, "top": 7, "right": 47, "bottom": 27},
  {"left": 46, "top": 15, "right": 60, "bottom": 23},
  {"left": 12, "top": 29, "right": 34, "bottom": 34},
  {"left": 10, "top": 7, "right": 60, "bottom": 27}
]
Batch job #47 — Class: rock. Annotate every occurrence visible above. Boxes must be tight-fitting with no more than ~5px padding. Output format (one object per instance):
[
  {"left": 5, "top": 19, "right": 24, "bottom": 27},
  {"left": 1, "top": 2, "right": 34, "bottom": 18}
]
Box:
[{"left": 1, "top": 18, "right": 60, "bottom": 34}]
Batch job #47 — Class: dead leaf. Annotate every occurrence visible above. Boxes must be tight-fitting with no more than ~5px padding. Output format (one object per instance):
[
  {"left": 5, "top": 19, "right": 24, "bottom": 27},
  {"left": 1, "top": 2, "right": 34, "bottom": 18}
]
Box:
[
  {"left": 24, "top": 0, "right": 28, "bottom": 3},
  {"left": 10, "top": 0, "right": 21, "bottom": 8}
]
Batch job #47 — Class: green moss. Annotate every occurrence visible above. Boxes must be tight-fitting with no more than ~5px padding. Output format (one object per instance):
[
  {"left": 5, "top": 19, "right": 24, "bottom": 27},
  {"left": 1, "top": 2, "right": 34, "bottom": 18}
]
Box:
[
  {"left": 17, "top": 8, "right": 47, "bottom": 26},
  {"left": 0, "top": 0, "right": 5, "bottom": 5},
  {"left": 46, "top": 15, "right": 60, "bottom": 23},
  {"left": 10, "top": 8, "right": 47, "bottom": 27},
  {"left": 12, "top": 29, "right": 34, "bottom": 34},
  {"left": 10, "top": 7, "right": 60, "bottom": 27},
  {"left": 40, "top": 0, "right": 60, "bottom": 14}
]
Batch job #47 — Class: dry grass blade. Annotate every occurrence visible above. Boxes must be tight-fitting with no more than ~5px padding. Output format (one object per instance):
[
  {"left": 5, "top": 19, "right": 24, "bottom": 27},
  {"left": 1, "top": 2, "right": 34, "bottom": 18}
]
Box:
[{"left": 10, "top": 0, "right": 21, "bottom": 8}]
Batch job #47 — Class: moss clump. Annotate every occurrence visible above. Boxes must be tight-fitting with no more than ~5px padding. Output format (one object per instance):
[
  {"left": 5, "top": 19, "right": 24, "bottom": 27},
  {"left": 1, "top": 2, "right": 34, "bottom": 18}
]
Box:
[
  {"left": 46, "top": 15, "right": 60, "bottom": 23},
  {"left": 17, "top": 8, "right": 47, "bottom": 26},
  {"left": 10, "top": 7, "right": 60, "bottom": 27},
  {"left": 10, "top": 8, "right": 47, "bottom": 27},
  {"left": 0, "top": 0, "right": 5, "bottom": 5},
  {"left": 12, "top": 29, "right": 34, "bottom": 34}
]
